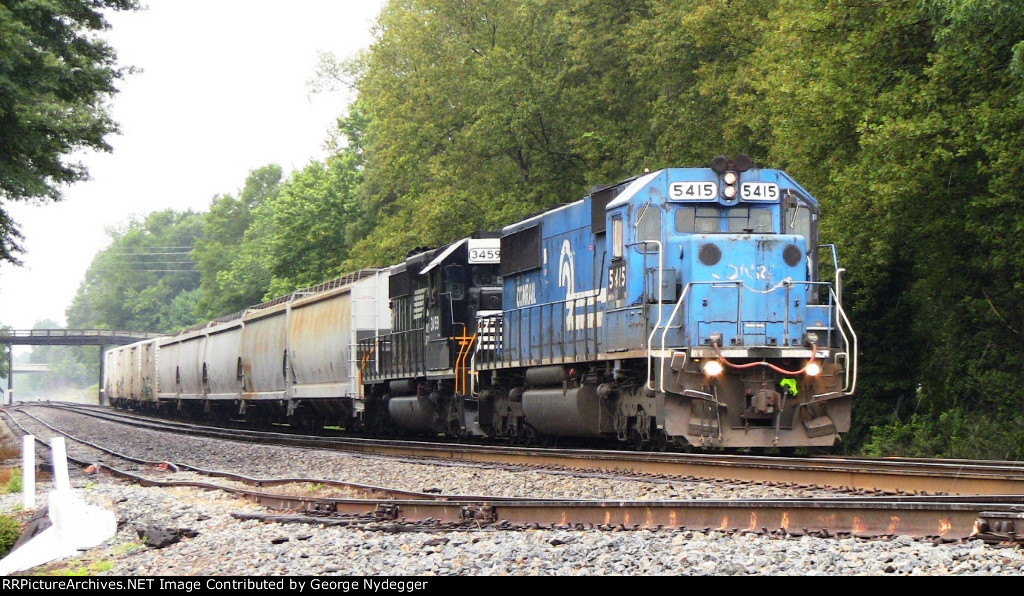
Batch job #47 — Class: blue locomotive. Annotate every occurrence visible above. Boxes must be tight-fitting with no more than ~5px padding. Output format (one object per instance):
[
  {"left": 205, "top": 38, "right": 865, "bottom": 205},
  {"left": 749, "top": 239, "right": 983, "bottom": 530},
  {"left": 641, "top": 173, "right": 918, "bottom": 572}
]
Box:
[{"left": 473, "top": 155, "right": 856, "bottom": 449}]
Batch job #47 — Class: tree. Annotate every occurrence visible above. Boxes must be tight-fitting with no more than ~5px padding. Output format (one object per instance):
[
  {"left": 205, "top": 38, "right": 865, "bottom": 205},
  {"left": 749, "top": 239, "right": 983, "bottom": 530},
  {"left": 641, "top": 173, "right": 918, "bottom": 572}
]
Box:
[
  {"left": 192, "top": 165, "right": 282, "bottom": 319},
  {"left": 227, "top": 153, "right": 366, "bottom": 299},
  {"left": 0, "top": 0, "right": 139, "bottom": 265},
  {"left": 66, "top": 209, "right": 204, "bottom": 333}
]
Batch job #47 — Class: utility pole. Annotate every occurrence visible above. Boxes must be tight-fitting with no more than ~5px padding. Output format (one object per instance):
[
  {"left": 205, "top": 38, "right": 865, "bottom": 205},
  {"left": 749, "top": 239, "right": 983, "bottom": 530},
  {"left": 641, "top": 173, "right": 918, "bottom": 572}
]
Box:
[
  {"left": 6, "top": 345, "right": 12, "bottom": 405},
  {"left": 98, "top": 344, "right": 105, "bottom": 406}
]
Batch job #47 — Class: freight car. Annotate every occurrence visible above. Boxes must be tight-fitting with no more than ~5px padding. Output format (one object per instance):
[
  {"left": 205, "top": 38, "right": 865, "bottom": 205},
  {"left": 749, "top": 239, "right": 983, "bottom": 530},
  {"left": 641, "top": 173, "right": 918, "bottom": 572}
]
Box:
[
  {"left": 106, "top": 156, "right": 856, "bottom": 451},
  {"left": 106, "top": 269, "right": 391, "bottom": 430}
]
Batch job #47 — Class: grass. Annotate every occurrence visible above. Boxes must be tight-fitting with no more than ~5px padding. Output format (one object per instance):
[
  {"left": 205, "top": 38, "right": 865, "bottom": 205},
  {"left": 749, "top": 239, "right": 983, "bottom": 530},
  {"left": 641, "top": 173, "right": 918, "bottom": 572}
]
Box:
[
  {"left": 114, "top": 542, "right": 141, "bottom": 555},
  {"left": 37, "top": 559, "right": 115, "bottom": 576},
  {"left": 0, "top": 514, "right": 19, "bottom": 558}
]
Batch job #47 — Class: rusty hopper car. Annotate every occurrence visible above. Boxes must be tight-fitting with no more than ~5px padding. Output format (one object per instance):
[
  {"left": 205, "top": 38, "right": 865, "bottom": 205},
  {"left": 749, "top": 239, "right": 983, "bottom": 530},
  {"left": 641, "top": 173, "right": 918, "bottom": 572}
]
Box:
[
  {"left": 105, "top": 338, "right": 158, "bottom": 408},
  {"left": 112, "top": 269, "right": 390, "bottom": 429}
]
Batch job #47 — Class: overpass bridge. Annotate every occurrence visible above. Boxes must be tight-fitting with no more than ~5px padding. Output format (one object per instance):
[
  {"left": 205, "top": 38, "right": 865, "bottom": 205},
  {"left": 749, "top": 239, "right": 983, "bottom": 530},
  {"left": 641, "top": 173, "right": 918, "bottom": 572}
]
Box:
[
  {"left": 11, "top": 363, "right": 50, "bottom": 373},
  {"left": 1, "top": 329, "right": 161, "bottom": 405}
]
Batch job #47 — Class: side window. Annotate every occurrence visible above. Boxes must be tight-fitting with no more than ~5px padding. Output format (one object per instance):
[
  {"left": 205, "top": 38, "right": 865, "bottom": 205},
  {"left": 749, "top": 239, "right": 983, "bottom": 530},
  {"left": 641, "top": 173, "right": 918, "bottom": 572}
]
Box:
[
  {"left": 674, "top": 206, "right": 695, "bottom": 233},
  {"left": 635, "top": 205, "right": 661, "bottom": 251},
  {"left": 791, "top": 207, "right": 811, "bottom": 241},
  {"left": 612, "top": 217, "right": 624, "bottom": 259}
]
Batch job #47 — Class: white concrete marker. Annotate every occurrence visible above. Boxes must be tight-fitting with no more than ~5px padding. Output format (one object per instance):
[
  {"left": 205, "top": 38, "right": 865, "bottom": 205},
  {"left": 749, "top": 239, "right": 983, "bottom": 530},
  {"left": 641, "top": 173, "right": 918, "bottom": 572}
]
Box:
[
  {"left": 0, "top": 435, "right": 116, "bottom": 575},
  {"left": 50, "top": 437, "right": 70, "bottom": 492},
  {"left": 21, "top": 436, "right": 34, "bottom": 510}
]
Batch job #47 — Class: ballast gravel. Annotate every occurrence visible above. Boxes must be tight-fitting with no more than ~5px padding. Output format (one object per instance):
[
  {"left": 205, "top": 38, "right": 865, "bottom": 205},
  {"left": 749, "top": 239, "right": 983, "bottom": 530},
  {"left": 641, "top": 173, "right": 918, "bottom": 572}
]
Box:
[{"left": 1, "top": 406, "right": 1022, "bottom": 576}]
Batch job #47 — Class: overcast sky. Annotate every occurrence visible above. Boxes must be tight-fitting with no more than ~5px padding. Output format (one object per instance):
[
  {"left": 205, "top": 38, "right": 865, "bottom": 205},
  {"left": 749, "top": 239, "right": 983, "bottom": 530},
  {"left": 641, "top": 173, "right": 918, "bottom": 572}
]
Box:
[{"left": 0, "top": 0, "right": 385, "bottom": 332}]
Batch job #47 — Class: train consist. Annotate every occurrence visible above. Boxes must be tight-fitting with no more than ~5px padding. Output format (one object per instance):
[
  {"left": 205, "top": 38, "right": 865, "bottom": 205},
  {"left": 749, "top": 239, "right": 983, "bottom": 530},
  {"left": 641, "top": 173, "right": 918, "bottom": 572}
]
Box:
[{"left": 105, "top": 156, "right": 857, "bottom": 450}]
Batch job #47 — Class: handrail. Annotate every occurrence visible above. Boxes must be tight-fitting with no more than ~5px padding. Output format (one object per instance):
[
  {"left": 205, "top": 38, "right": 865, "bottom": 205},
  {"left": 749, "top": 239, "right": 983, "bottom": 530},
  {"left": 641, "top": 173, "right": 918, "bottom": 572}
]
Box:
[
  {"left": 829, "top": 287, "right": 858, "bottom": 395},
  {"left": 648, "top": 279, "right": 856, "bottom": 396},
  {"left": 0, "top": 329, "right": 160, "bottom": 339}
]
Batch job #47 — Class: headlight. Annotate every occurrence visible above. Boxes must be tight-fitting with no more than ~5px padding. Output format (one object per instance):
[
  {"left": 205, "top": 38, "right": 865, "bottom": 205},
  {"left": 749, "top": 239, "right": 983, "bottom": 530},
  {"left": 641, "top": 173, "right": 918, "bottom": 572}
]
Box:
[
  {"left": 702, "top": 360, "right": 724, "bottom": 376},
  {"left": 804, "top": 362, "right": 822, "bottom": 377}
]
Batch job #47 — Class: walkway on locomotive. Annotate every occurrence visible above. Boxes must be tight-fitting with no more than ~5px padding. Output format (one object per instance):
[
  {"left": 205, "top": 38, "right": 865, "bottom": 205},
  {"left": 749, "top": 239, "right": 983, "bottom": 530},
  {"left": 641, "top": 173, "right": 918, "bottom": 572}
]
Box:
[{"left": 475, "top": 161, "right": 855, "bottom": 394}]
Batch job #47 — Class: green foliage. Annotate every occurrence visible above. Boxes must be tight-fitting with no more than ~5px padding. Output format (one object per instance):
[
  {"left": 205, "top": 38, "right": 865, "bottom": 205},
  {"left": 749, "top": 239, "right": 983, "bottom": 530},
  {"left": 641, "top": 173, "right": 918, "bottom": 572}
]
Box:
[
  {"left": 864, "top": 409, "right": 1024, "bottom": 461},
  {"left": 0, "top": 325, "right": 8, "bottom": 380},
  {"left": 66, "top": 209, "right": 205, "bottom": 334},
  {"left": 0, "top": 0, "right": 140, "bottom": 265},
  {"left": 257, "top": 153, "right": 366, "bottom": 295},
  {"left": 0, "top": 514, "right": 18, "bottom": 558},
  {"left": 192, "top": 165, "right": 282, "bottom": 319}
]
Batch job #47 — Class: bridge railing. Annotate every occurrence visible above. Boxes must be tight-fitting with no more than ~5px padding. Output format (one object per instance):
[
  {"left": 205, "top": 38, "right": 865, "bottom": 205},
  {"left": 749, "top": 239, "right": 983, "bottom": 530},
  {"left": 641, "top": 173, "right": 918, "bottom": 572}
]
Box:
[{"left": 0, "top": 329, "right": 161, "bottom": 345}]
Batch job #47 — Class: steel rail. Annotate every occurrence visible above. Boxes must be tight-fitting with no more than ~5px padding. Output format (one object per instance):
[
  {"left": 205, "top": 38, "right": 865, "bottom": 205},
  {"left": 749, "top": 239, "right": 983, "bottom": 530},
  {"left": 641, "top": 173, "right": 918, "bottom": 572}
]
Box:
[{"left": 4, "top": 405, "right": 1024, "bottom": 544}]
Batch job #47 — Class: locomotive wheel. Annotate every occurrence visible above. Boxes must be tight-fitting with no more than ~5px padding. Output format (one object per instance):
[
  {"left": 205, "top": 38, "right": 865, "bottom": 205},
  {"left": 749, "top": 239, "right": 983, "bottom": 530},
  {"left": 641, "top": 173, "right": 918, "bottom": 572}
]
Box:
[
  {"left": 631, "top": 410, "right": 652, "bottom": 451},
  {"left": 630, "top": 428, "right": 648, "bottom": 451}
]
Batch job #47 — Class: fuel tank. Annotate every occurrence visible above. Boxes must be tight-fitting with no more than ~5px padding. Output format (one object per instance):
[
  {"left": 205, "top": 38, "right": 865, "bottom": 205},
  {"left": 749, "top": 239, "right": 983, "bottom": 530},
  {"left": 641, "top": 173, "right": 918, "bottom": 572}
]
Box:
[
  {"left": 387, "top": 396, "right": 440, "bottom": 434},
  {"left": 522, "top": 385, "right": 613, "bottom": 438}
]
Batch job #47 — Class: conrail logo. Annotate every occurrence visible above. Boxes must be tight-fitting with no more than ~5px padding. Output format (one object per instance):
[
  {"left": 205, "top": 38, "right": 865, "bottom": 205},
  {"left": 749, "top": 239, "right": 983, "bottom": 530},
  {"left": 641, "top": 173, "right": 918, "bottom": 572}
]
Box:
[{"left": 558, "top": 239, "right": 605, "bottom": 331}]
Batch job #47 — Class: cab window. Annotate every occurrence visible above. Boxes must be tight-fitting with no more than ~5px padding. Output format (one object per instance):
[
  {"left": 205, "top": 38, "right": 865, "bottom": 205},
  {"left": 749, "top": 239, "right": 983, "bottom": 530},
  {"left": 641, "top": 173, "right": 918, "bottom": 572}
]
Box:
[
  {"left": 675, "top": 206, "right": 720, "bottom": 233},
  {"left": 612, "top": 217, "right": 624, "bottom": 259},
  {"left": 727, "top": 207, "right": 773, "bottom": 233},
  {"left": 635, "top": 204, "right": 661, "bottom": 251}
]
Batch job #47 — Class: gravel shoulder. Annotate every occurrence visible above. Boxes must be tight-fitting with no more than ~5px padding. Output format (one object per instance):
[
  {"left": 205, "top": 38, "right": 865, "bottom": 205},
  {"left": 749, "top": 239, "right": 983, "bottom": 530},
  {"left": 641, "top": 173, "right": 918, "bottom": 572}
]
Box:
[{"left": 1, "top": 408, "right": 1023, "bottom": 576}]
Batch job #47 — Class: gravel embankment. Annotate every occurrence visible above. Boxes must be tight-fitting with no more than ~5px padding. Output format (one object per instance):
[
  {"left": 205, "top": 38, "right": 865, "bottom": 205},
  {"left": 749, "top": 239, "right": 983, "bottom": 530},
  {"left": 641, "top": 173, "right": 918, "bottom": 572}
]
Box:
[{"left": 0, "top": 406, "right": 1022, "bottom": 576}]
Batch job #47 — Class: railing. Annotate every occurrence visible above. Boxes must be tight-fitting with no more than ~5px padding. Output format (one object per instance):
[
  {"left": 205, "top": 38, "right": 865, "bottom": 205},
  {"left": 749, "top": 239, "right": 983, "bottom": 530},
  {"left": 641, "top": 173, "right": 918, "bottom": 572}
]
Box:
[
  {"left": 357, "top": 328, "right": 427, "bottom": 381},
  {"left": 473, "top": 294, "right": 602, "bottom": 369},
  {"left": 647, "top": 280, "right": 858, "bottom": 396},
  {"left": 0, "top": 329, "right": 161, "bottom": 344}
]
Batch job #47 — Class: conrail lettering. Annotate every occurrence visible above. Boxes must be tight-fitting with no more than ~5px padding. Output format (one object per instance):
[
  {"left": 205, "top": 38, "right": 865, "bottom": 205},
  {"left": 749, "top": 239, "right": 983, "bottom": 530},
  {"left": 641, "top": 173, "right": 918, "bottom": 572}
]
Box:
[{"left": 515, "top": 281, "right": 537, "bottom": 307}]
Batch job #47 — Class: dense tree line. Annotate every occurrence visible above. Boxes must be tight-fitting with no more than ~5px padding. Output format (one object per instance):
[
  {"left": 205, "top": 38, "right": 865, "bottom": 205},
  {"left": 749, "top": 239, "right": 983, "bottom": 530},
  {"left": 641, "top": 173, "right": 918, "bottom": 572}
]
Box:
[{"left": 7, "top": 0, "right": 1024, "bottom": 458}]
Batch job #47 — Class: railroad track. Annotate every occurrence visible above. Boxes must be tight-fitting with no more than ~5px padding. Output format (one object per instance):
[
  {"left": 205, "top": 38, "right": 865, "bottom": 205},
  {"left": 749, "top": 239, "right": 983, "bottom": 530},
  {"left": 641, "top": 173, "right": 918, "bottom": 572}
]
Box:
[
  {"left": 3, "top": 403, "right": 1023, "bottom": 544},
  {"left": 23, "top": 401, "right": 1024, "bottom": 496}
]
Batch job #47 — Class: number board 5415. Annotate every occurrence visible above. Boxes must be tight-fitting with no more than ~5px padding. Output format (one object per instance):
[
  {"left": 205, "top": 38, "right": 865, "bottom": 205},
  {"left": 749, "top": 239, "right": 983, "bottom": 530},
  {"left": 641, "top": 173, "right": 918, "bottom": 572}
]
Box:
[
  {"left": 669, "top": 181, "right": 718, "bottom": 200},
  {"left": 740, "top": 182, "right": 779, "bottom": 201}
]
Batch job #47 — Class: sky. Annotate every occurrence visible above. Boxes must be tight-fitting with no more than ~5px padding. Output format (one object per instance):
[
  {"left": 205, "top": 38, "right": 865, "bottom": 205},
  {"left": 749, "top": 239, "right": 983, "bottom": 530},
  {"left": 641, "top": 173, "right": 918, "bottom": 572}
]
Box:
[{"left": 0, "top": 0, "right": 386, "bottom": 333}]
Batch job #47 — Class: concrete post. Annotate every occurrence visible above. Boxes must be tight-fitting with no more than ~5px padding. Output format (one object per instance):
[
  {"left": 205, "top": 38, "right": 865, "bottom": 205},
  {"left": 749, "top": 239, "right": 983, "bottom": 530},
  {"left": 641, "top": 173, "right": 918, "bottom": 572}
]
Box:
[
  {"left": 50, "top": 436, "right": 71, "bottom": 492},
  {"left": 6, "top": 345, "right": 12, "bottom": 405},
  {"left": 22, "top": 435, "right": 35, "bottom": 509},
  {"left": 97, "top": 344, "right": 105, "bottom": 406}
]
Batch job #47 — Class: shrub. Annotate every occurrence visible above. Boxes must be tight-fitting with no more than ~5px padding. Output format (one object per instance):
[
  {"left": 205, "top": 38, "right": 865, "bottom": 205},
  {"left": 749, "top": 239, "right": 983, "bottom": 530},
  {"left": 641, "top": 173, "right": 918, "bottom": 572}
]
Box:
[
  {"left": 0, "top": 515, "right": 19, "bottom": 558},
  {"left": 4, "top": 468, "right": 22, "bottom": 494}
]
